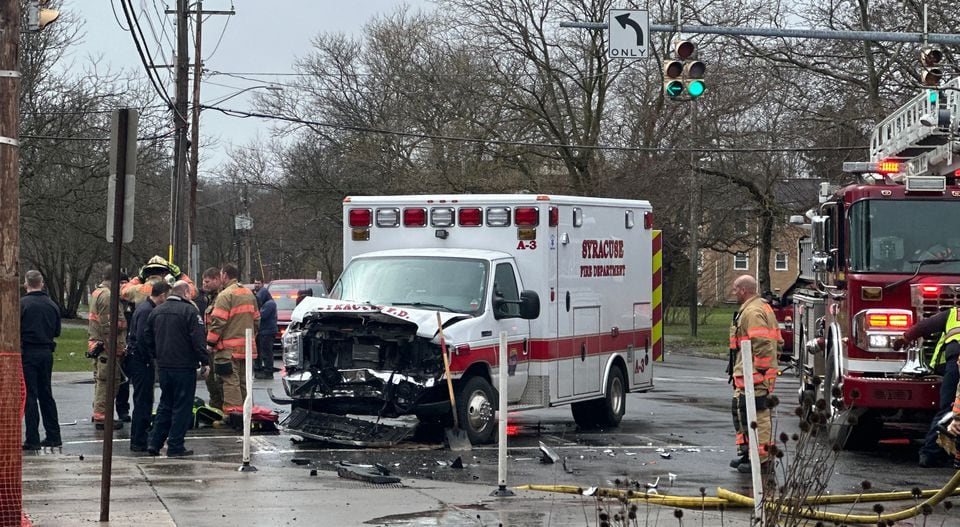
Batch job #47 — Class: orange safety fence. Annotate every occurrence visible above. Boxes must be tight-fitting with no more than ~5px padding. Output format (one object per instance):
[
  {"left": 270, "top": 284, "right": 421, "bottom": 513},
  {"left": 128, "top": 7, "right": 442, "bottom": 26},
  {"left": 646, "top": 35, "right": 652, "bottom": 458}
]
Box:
[{"left": 0, "top": 349, "right": 26, "bottom": 526}]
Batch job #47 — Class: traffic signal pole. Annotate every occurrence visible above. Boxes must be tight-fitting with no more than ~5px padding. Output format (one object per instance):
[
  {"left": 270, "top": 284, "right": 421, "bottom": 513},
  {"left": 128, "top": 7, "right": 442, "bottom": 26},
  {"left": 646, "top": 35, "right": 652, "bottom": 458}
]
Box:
[
  {"left": 560, "top": 21, "right": 960, "bottom": 45},
  {"left": 0, "top": 3, "right": 24, "bottom": 525}
]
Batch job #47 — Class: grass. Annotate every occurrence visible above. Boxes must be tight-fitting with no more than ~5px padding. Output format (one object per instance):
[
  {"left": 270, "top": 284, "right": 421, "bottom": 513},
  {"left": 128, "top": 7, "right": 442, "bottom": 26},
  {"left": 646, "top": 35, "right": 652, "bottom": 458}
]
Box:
[
  {"left": 664, "top": 305, "right": 737, "bottom": 356},
  {"left": 53, "top": 327, "right": 93, "bottom": 372}
]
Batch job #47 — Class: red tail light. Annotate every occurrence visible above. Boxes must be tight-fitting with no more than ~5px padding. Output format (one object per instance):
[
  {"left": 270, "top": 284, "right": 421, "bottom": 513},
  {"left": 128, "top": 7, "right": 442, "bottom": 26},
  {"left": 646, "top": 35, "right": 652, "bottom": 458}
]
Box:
[
  {"left": 458, "top": 208, "right": 482, "bottom": 227},
  {"left": 921, "top": 285, "right": 941, "bottom": 298},
  {"left": 348, "top": 208, "right": 372, "bottom": 227},
  {"left": 403, "top": 207, "right": 427, "bottom": 227},
  {"left": 515, "top": 207, "right": 539, "bottom": 226},
  {"left": 644, "top": 211, "right": 653, "bottom": 229},
  {"left": 549, "top": 206, "right": 558, "bottom": 227}
]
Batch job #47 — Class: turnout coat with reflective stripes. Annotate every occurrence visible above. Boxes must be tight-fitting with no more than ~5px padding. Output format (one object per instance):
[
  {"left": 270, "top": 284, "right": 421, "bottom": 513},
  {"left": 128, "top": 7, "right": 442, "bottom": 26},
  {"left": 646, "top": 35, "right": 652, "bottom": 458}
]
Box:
[
  {"left": 88, "top": 282, "right": 126, "bottom": 352},
  {"left": 205, "top": 279, "right": 260, "bottom": 359},
  {"left": 121, "top": 273, "right": 197, "bottom": 306},
  {"left": 730, "top": 295, "right": 781, "bottom": 388}
]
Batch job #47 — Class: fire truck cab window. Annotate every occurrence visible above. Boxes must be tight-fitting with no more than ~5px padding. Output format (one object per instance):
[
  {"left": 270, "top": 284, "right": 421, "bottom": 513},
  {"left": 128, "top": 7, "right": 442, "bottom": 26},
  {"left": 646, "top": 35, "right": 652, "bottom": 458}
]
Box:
[
  {"left": 849, "top": 200, "right": 960, "bottom": 273},
  {"left": 329, "top": 257, "right": 488, "bottom": 314}
]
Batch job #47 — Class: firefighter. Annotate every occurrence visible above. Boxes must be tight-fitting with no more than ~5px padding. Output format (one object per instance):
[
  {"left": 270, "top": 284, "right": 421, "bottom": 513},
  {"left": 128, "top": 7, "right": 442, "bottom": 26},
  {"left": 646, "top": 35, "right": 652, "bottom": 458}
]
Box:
[
  {"left": 87, "top": 266, "right": 127, "bottom": 429},
  {"left": 894, "top": 307, "right": 960, "bottom": 468},
  {"left": 121, "top": 255, "right": 196, "bottom": 306},
  {"left": 199, "top": 267, "right": 224, "bottom": 410},
  {"left": 205, "top": 263, "right": 259, "bottom": 410},
  {"left": 727, "top": 275, "right": 782, "bottom": 474}
]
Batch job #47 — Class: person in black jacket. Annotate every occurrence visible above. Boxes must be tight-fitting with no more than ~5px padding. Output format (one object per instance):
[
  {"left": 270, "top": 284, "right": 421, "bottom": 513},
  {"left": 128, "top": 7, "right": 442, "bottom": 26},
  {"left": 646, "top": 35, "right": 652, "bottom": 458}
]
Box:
[
  {"left": 143, "top": 281, "right": 209, "bottom": 457},
  {"left": 124, "top": 281, "right": 170, "bottom": 452},
  {"left": 20, "top": 270, "right": 62, "bottom": 450}
]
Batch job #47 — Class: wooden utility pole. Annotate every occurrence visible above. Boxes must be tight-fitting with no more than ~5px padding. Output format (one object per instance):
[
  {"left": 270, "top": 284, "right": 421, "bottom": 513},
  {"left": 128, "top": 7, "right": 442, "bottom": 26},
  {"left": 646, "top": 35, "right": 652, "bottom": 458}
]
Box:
[
  {"left": 0, "top": 2, "right": 24, "bottom": 525},
  {"left": 171, "top": 0, "right": 190, "bottom": 265},
  {"left": 188, "top": 0, "right": 202, "bottom": 277}
]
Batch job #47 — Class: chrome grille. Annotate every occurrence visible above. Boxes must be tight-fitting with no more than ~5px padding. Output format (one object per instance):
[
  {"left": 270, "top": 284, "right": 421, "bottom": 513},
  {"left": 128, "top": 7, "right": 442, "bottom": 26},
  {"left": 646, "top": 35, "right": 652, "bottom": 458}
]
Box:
[{"left": 911, "top": 284, "right": 960, "bottom": 358}]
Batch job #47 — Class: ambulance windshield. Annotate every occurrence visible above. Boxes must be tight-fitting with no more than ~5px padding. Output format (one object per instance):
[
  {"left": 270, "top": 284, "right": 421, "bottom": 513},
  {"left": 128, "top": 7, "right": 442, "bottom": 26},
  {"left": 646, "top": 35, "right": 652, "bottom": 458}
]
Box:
[
  {"left": 329, "top": 256, "right": 488, "bottom": 314},
  {"left": 848, "top": 199, "right": 960, "bottom": 274}
]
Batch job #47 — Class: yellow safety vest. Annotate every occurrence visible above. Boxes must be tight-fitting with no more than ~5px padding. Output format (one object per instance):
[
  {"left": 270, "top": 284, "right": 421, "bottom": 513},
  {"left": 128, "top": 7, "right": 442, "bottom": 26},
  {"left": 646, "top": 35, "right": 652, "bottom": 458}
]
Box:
[{"left": 929, "top": 307, "right": 960, "bottom": 368}]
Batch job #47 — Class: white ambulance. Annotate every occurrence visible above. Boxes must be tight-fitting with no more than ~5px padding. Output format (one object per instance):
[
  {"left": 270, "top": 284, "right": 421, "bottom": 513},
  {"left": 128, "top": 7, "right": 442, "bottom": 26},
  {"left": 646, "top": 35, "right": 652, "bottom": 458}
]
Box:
[{"left": 280, "top": 194, "right": 660, "bottom": 444}]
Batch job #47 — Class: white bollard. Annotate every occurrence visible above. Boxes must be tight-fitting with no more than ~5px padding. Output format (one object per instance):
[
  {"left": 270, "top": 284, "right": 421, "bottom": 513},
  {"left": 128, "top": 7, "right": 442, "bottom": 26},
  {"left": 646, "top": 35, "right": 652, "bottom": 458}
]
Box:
[
  {"left": 490, "top": 331, "right": 514, "bottom": 497},
  {"left": 238, "top": 328, "right": 257, "bottom": 472},
  {"left": 740, "top": 340, "right": 763, "bottom": 522}
]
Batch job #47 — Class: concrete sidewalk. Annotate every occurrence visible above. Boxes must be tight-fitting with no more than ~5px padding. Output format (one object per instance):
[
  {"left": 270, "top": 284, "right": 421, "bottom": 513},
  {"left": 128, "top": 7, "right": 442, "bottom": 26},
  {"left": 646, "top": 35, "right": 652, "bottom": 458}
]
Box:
[{"left": 22, "top": 452, "right": 755, "bottom": 526}]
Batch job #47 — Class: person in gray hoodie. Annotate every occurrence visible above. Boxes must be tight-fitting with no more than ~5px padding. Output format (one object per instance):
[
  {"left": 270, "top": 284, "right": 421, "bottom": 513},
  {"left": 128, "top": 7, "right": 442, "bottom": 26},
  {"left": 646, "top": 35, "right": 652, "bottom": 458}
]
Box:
[{"left": 255, "top": 287, "right": 277, "bottom": 379}]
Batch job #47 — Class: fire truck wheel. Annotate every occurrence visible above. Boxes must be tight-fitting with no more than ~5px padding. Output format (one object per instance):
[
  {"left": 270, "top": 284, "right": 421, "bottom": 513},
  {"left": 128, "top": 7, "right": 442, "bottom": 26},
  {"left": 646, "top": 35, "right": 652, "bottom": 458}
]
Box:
[
  {"left": 570, "top": 400, "right": 597, "bottom": 429},
  {"left": 458, "top": 376, "right": 496, "bottom": 444}
]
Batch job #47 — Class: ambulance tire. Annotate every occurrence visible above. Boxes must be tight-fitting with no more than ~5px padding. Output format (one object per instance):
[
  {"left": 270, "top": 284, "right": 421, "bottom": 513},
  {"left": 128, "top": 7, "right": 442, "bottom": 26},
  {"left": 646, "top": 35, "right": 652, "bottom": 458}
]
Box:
[
  {"left": 457, "top": 376, "right": 496, "bottom": 445},
  {"left": 594, "top": 366, "right": 626, "bottom": 428}
]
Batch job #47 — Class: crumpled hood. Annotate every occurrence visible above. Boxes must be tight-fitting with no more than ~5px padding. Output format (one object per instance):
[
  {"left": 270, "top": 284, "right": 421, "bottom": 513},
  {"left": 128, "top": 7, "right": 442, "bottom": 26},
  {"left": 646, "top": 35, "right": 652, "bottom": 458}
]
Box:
[{"left": 291, "top": 297, "right": 470, "bottom": 338}]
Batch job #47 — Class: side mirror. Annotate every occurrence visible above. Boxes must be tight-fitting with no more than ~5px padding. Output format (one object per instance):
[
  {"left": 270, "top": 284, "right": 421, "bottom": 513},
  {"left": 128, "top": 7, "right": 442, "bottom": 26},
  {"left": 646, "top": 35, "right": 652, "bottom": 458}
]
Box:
[
  {"left": 519, "top": 290, "right": 540, "bottom": 320},
  {"left": 493, "top": 290, "right": 540, "bottom": 320}
]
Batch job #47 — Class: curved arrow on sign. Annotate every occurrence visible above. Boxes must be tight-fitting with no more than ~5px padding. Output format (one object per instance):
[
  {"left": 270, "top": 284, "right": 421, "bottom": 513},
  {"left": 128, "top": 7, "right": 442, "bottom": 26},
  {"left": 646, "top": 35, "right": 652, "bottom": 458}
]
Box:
[{"left": 615, "top": 13, "right": 644, "bottom": 46}]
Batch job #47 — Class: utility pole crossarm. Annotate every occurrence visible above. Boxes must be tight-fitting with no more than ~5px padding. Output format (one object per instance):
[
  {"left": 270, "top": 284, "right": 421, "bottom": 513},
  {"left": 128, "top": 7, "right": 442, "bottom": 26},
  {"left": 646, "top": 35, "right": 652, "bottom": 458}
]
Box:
[{"left": 559, "top": 22, "right": 960, "bottom": 45}]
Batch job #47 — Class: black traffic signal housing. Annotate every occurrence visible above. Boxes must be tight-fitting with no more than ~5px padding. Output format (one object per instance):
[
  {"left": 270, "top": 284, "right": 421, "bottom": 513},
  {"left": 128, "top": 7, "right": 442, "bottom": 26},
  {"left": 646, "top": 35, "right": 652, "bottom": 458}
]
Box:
[
  {"left": 920, "top": 46, "right": 943, "bottom": 87},
  {"left": 663, "top": 40, "right": 705, "bottom": 100}
]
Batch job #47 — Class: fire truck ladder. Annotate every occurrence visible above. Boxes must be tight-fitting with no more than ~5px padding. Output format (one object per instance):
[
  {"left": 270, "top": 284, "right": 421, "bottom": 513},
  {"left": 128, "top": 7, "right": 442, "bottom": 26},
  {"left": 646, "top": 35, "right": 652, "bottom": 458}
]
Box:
[{"left": 870, "top": 77, "right": 960, "bottom": 175}]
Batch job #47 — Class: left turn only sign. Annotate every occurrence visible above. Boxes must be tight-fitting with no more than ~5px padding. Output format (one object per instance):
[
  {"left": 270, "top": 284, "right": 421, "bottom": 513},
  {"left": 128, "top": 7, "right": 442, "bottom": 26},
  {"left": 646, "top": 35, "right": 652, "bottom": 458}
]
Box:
[{"left": 608, "top": 9, "right": 649, "bottom": 59}]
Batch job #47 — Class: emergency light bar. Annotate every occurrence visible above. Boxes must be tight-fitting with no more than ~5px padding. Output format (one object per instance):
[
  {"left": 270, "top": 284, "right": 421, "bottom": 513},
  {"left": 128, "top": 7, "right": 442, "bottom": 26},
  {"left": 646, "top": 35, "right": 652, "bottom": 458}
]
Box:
[{"left": 842, "top": 161, "right": 902, "bottom": 175}]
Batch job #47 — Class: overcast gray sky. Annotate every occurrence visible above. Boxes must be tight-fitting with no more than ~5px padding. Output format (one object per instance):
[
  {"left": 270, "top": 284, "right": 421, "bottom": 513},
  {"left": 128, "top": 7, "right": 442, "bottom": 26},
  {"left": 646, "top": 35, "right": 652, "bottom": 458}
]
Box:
[{"left": 65, "top": 0, "right": 431, "bottom": 175}]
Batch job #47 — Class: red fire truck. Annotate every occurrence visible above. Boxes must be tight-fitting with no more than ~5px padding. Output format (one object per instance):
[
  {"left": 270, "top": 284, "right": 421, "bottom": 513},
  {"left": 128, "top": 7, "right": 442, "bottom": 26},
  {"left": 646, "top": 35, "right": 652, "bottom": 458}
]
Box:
[{"left": 792, "top": 84, "right": 960, "bottom": 449}]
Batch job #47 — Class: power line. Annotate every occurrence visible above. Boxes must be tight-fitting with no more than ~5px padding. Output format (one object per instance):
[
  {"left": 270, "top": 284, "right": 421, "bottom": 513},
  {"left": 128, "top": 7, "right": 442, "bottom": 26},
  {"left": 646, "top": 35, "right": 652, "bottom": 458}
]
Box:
[
  {"left": 200, "top": 104, "right": 870, "bottom": 154},
  {"left": 119, "top": 0, "right": 177, "bottom": 114},
  {"left": 109, "top": 0, "right": 130, "bottom": 31},
  {"left": 204, "top": 9, "right": 231, "bottom": 61},
  {"left": 21, "top": 131, "right": 175, "bottom": 142}
]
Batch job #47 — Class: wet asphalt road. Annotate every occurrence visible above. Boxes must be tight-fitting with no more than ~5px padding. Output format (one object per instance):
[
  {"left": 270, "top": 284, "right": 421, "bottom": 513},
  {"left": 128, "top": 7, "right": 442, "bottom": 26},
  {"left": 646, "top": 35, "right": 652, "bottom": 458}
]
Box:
[{"left": 32, "top": 353, "right": 957, "bottom": 502}]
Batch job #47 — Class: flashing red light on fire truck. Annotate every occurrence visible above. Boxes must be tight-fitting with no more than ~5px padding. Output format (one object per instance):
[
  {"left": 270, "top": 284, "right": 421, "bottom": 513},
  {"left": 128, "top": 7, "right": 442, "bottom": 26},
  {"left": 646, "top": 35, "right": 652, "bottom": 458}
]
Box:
[
  {"left": 876, "top": 160, "right": 901, "bottom": 175},
  {"left": 921, "top": 285, "right": 941, "bottom": 298},
  {"left": 841, "top": 160, "right": 902, "bottom": 175}
]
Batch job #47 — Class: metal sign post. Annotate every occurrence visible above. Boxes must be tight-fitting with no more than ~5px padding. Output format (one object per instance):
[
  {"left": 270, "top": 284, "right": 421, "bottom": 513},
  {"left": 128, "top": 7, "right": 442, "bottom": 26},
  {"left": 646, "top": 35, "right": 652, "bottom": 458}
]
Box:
[{"left": 100, "top": 108, "right": 138, "bottom": 522}]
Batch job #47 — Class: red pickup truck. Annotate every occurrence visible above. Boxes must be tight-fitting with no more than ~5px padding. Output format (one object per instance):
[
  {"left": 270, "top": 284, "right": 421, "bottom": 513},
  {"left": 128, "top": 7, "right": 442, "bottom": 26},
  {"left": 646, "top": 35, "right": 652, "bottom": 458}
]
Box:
[{"left": 266, "top": 279, "right": 327, "bottom": 349}]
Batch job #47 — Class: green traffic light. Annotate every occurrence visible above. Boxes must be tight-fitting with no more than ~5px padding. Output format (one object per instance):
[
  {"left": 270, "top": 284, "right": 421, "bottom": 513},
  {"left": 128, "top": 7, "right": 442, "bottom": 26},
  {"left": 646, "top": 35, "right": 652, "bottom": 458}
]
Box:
[
  {"left": 666, "top": 80, "right": 684, "bottom": 98},
  {"left": 928, "top": 89, "right": 938, "bottom": 104},
  {"left": 687, "top": 80, "right": 705, "bottom": 98}
]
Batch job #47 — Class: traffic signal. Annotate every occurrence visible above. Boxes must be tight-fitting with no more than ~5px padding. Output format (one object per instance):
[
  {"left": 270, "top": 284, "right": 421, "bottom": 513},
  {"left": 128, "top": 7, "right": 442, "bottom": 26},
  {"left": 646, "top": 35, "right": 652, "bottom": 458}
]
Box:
[
  {"left": 663, "top": 58, "right": 684, "bottom": 98},
  {"left": 920, "top": 46, "right": 943, "bottom": 87},
  {"left": 27, "top": 0, "right": 59, "bottom": 32},
  {"left": 663, "top": 40, "right": 705, "bottom": 100}
]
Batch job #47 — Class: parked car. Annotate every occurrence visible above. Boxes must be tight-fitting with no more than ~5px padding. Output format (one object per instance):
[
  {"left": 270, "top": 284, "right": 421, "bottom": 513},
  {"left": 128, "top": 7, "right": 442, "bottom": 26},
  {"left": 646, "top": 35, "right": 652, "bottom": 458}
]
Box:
[{"left": 266, "top": 279, "right": 327, "bottom": 349}]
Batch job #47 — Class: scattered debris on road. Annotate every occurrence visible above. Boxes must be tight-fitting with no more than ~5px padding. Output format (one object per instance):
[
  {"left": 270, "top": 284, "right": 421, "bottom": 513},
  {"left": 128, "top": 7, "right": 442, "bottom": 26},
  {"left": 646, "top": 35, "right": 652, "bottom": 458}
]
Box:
[{"left": 336, "top": 461, "right": 401, "bottom": 484}]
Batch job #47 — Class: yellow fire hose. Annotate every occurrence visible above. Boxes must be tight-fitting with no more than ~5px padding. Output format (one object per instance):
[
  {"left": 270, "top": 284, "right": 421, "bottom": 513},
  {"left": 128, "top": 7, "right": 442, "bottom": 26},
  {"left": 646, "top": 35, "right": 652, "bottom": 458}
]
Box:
[
  {"left": 717, "top": 468, "right": 960, "bottom": 524},
  {"left": 517, "top": 474, "right": 960, "bottom": 514}
]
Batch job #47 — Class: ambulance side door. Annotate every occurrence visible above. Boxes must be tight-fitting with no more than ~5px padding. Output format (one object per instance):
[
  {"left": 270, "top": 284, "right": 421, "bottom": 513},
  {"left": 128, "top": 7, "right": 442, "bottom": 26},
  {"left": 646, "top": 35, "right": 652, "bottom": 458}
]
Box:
[{"left": 491, "top": 261, "right": 530, "bottom": 402}]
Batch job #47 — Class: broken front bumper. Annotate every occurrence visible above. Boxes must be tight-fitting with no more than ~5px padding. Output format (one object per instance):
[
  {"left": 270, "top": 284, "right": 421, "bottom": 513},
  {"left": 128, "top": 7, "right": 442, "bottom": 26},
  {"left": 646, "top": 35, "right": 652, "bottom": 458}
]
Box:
[
  {"left": 280, "top": 408, "right": 415, "bottom": 447},
  {"left": 282, "top": 368, "right": 443, "bottom": 416}
]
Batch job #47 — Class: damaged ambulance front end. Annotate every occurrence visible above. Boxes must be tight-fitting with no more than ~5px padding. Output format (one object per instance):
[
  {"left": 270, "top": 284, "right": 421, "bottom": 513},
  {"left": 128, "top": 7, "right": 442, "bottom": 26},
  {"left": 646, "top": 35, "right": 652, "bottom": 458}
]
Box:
[{"left": 278, "top": 253, "right": 488, "bottom": 445}]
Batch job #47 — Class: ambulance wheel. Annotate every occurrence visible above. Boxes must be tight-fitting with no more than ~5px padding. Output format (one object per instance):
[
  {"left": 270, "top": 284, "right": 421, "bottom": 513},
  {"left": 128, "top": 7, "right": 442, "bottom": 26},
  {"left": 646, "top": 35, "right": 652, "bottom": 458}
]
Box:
[
  {"left": 457, "top": 376, "right": 496, "bottom": 444},
  {"left": 594, "top": 366, "right": 626, "bottom": 428}
]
